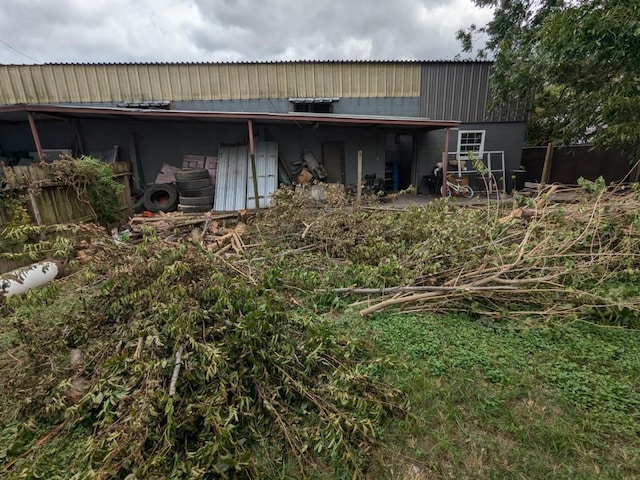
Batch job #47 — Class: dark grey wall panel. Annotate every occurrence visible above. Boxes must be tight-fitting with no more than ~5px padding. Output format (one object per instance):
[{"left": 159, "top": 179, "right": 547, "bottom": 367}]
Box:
[
  {"left": 175, "top": 99, "right": 291, "bottom": 112},
  {"left": 58, "top": 96, "right": 421, "bottom": 117},
  {"left": 334, "top": 97, "right": 420, "bottom": 117},
  {"left": 420, "top": 63, "right": 526, "bottom": 123},
  {"left": 261, "top": 124, "right": 387, "bottom": 184}
]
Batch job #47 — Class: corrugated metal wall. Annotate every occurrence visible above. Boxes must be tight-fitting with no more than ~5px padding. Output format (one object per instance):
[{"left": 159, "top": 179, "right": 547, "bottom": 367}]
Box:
[
  {"left": 420, "top": 63, "right": 526, "bottom": 123},
  {"left": 215, "top": 145, "right": 249, "bottom": 211},
  {"left": 0, "top": 62, "right": 421, "bottom": 104},
  {"left": 214, "top": 142, "right": 278, "bottom": 211},
  {"left": 247, "top": 142, "right": 278, "bottom": 208}
]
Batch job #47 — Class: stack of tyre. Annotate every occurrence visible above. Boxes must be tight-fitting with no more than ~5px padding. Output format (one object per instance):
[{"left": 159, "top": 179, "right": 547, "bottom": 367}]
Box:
[{"left": 175, "top": 168, "right": 214, "bottom": 213}]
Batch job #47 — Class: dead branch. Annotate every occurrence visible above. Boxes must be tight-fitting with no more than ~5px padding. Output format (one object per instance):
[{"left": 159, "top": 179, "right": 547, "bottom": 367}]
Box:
[
  {"left": 168, "top": 346, "right": 184, "bottom": 396},
  {"left": 317, "top": 285, "right": 518, "bottom": 295}
]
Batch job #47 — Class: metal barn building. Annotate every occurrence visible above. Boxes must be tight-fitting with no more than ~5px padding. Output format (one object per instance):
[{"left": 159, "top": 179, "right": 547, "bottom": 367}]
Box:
[{"left": 0, "top": 61, "right": 526, "bottom": 208}]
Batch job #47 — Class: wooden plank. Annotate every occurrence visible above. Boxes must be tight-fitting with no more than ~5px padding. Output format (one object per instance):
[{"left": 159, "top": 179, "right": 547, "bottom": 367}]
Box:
[
  {"left": 1, "top": 162, "right": 132, "bottom": 225},
  {"left": 541, "top": 142, "right": 554, "bottom": 186},
  {"left": 27, "top": 189, "right": 43, "bottom": 225},
  {"left": 357, "top": 150, "right": 363, "bottom": 202},
  {"left": 27, "top": 111, "right": 44, "bottom": 161},
  {"left": 128, "top": 134, "right": 142, "bottom": 189}
]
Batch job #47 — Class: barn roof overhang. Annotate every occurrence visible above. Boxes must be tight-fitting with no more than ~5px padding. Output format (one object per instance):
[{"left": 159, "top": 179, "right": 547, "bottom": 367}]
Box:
[{"left": 0, "top": 104, "right": 460, "bottom": 130}]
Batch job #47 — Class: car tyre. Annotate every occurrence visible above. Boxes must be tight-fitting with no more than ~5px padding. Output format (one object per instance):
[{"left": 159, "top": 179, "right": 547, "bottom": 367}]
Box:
[{"left": 142, "top": 184, "right": 179, "bottom": 213}]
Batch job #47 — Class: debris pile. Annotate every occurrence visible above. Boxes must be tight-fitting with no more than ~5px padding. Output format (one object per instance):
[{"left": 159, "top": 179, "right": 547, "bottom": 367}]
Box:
[
  {"left": 291, "top": 152, "right": 327, "bottom": 185},
  {"left": 263, "top": 181, "right": 640, "bottom": 323},
  {"left": 3, "top": 178, "right": 640, "bottom": 478},
  {"left": 128, "top": 210, "right": 251, "bottom": 255}
]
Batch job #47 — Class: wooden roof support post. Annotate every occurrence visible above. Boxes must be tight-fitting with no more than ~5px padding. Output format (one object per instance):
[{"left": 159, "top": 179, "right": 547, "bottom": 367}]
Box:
[
  {"left": 441, "top": 127, "right": 450, "bottom": 197},
  {"left": 128, "top": 133, "right": 143, "bottom": 190},
  {"left": 27, "top": 111, "right": 44, "bottom": 162},
  {"left": 247, "top": 119, "right": 260, "bottom": 210},
  {"left": 541, "top": 142, "right": 554, "bottom": 186},
  {"left": 357, "top": 150, "right": 363, "bottom": 203}
]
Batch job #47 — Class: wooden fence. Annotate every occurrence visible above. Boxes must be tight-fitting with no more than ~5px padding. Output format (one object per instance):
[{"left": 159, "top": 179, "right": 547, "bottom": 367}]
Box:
[
  {"left": 521, "top": 145, "right": 637, "bottom": 184},
  {"left": 0, "top": 161, "right": 132, "bottom": 273}
]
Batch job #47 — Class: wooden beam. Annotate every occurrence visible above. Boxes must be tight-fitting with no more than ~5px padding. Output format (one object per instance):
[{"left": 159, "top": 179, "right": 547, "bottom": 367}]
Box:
[
  {"left": 541, "top": 142, "right": 554, "bottom": 186},
  {"left": 27, "top": 189, "right": 43, "bottom": 225},
  {"left": 442, "top": 127, "right": 450, "bottom": 197},
  {"left": 248, "top": 119, "right": 260, "bottom": 210},
  {"left": 357, "top": 150, "right": 363, "bottom": 202},
  {"left": 74, "top": 120, "right": 86, "bottom": 156},
  {"left": 27, "top": 112, "right": 44, "bottom": 161},
  {"left": 128, "top": 133, "right": 143, "bottom": 190}
]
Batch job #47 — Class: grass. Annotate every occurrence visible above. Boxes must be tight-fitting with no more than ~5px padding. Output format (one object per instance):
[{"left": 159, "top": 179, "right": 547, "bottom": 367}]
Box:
[{"left": 334, "top": 312, "right": 640, "bottom": 479}]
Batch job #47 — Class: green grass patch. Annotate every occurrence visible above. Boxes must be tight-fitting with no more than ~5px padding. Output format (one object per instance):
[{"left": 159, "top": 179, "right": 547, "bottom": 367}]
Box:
[{"left": 334, "top": 312, "right": 640, "bottom": 479}]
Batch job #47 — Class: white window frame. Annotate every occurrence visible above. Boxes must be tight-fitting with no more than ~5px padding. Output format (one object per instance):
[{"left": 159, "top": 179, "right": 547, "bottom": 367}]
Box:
[{"left": 456, "top": 130, "right": 486, "bottom": 160}]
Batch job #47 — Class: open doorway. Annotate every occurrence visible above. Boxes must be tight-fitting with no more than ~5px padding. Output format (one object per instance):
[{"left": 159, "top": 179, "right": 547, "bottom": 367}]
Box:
[
  {"left": 384, "top": 134, "right": 414, "bottom": 191},
  {"left": 322, "top": 141, "right": 345, "bottom": 184}
]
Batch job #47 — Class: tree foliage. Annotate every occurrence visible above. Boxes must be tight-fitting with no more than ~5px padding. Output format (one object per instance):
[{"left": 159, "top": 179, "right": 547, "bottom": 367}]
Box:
[{"left": 458, "top": 0, "right": 640, "bottom": 157}]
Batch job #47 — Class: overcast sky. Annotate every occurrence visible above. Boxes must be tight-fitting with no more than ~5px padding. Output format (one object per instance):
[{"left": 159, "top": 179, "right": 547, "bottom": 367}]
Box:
[{"left": 0, "top": 0, "right": 492, "bottom": 64}]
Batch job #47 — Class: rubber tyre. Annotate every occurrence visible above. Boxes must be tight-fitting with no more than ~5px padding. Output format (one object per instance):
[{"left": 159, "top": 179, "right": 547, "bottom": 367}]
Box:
[
  {"left": 131, "top": 187, "right": 145, "bottom": 213},
  {"left": 462, "top": 186, "right": 474, "bottom": 198},
  {"left": 179, "top": 186, "right": 215, "bottom": 197},
  {"left": 176, "top": 178, "right": 211, "bottom": 191},
  {"left": 179, "top": 195, "right": 214, "bottom": 206},
  {"left": 175, "top": 169, "right": 209, "bottom": 182},
  {"left": 142, "top": 184, "right": 179, "bottom": 213},
  {"left": 178, "top": 204, "right": 211, "bottom": 213},
  {"left": 132, "top": 196, "right": 145, "bottom": 213}
]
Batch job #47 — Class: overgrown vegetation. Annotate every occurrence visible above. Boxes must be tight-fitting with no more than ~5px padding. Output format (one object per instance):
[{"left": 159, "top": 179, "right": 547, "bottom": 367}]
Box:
[
  {"left": 48, "top": 156, "right": 125, "bottom": 226},
  {"left": 0, "top": 239, "right": 404, "bottom": 478},
  {"left": 2, "top": 184, "right": 640, "bottom": 478},
  {"left": 458, "top": 0, "right": 640, "bottom": 157},
  {"left": 1, "top": 157, "right": 123, "bottom": 264},
  {"left": 0, "top": 198, "right": 75, "bottom": 263}
]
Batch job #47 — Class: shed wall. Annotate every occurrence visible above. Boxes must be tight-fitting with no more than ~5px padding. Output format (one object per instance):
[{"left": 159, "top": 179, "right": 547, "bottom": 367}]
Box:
[
  {"left": 420, "top": 63, "right": 526, "bottom": 123},
  {"left": 415, "top": 122, "right": 526, "bottom": 183}
]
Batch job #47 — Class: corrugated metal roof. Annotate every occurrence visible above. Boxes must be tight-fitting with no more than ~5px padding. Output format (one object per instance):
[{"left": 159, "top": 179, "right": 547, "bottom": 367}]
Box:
[
  {"left": 0, "top": 104, "right": 460, "bottom": 129},
  {"left": 420, "top": 63, "right": 526, "bottom": 123},
  {"left": 10, "top": 60, "right": 493, "bottom": 66},
  {"left": 0, "top": 62, "right": 423, "bottom": 104}
]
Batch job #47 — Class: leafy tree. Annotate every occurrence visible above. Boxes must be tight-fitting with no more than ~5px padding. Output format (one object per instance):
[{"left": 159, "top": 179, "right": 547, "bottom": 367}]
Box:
[{"left": 458, "top": 0, "right": 640, "bottom": 158}]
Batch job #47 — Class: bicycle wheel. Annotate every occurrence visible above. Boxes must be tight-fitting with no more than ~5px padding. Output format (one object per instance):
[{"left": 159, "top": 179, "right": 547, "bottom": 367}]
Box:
[{"left": 461, "top": 185, "right": 474, "bottom": 198}]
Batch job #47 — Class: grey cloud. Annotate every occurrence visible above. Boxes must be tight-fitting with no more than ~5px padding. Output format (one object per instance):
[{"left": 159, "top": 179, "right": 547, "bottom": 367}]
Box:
[{"left": 0, "top": 0, "right": 492, "bottom": 64}]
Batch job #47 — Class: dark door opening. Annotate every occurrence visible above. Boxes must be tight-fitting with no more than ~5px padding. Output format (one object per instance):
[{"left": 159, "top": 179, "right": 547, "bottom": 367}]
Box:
[
  {"left": 322, "top": 142, "right": 345, "bottom": 184},
  {"left": 385, "top": 134, "right": 414, "bottom": 191}
]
